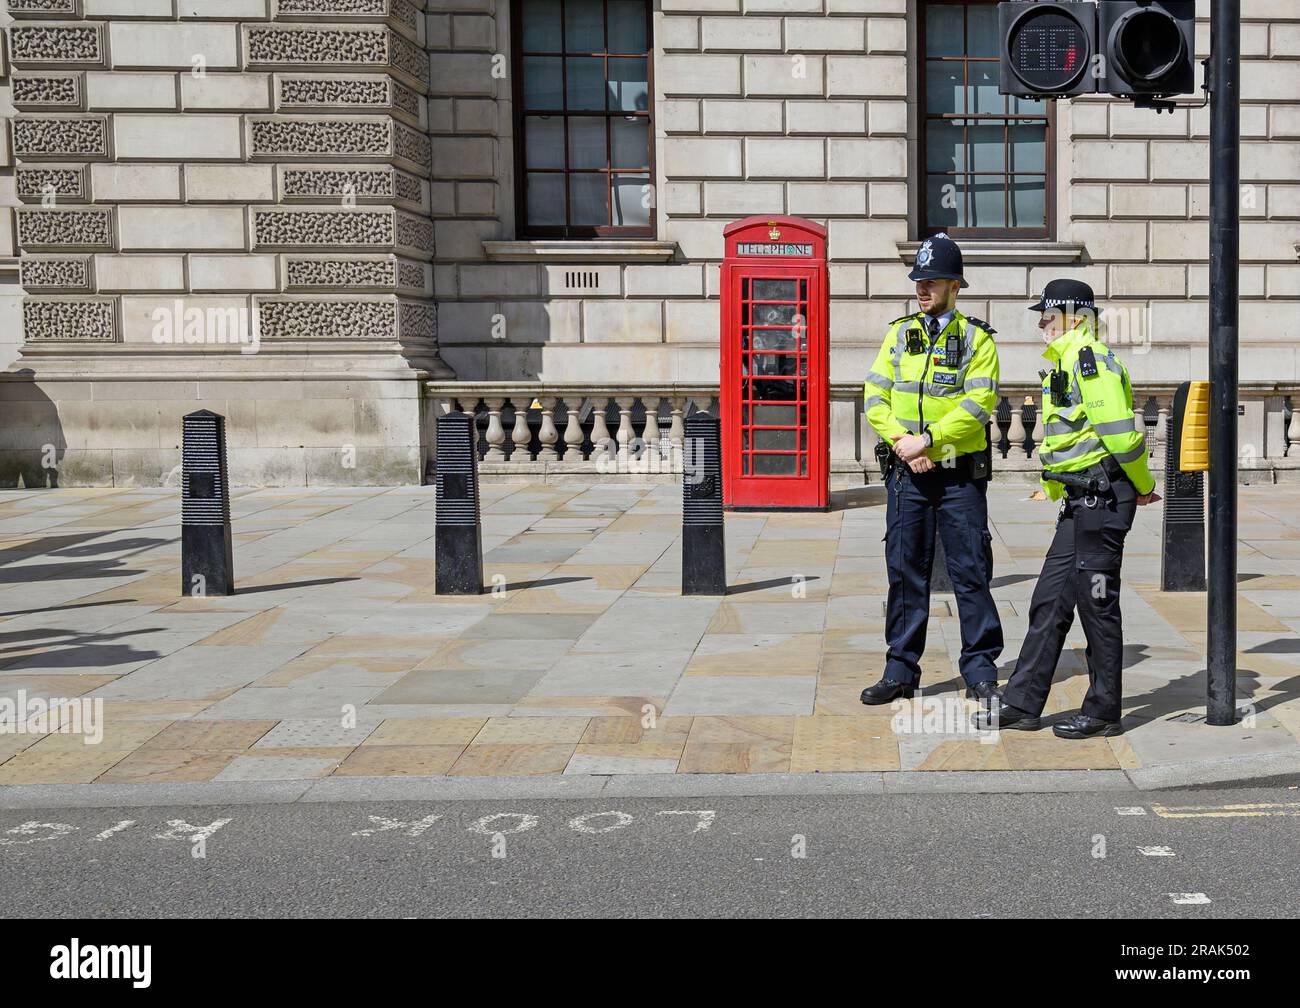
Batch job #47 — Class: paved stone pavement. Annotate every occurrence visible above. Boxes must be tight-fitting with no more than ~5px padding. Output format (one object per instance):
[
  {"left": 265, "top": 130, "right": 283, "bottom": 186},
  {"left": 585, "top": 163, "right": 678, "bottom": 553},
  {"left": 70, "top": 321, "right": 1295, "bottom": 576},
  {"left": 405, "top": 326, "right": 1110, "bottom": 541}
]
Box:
[{"left": 0, "top": 482, "right": 1298, "bottom": 787}]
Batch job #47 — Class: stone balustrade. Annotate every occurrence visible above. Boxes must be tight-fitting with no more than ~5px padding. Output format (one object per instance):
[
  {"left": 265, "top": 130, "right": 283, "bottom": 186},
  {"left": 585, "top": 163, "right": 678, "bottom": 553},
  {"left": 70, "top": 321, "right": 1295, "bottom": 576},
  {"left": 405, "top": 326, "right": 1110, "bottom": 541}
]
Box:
[{"left": 424, "top": 381, "right": 1300, "bottom": 485}]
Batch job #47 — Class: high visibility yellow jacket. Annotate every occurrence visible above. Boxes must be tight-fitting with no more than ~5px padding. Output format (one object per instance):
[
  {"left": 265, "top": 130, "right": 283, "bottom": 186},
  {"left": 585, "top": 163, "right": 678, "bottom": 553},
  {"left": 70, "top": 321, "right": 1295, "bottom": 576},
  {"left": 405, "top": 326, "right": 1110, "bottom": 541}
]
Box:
[
  {"left": 863, "top": 308, "right": 1000, "bottom": 461},
  {"left": 1037, "top": 322, "right": 1156, "bottom": 500}
]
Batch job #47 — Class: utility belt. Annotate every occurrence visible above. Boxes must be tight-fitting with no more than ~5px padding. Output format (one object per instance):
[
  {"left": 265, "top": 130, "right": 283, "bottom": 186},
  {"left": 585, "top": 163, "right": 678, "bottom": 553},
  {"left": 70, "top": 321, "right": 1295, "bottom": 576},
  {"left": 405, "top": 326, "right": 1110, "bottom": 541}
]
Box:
[
  {"left": 876, "top": 442, "right": 990, "bottom": 482},
  {"left": 1042, "top": 455, "right": 1127, "bottom": 501}
]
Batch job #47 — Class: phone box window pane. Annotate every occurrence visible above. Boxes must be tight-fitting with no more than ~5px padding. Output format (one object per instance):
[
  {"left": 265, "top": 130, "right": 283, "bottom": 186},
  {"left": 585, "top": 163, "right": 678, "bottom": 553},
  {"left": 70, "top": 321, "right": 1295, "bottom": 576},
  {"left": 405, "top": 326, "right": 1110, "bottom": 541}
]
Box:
[
  {"left": 608, "top": 57, "right": 649, "bottom": 112},
  {"left": 752, "top": 279, "right": 798, "bottom": 300},
  {"left": 754, "top": 303, "right": 797, "bottom": 326},
  {"left": 611, "top": 117, "right": 649, "bottom": 168},
  {"left": 526, "top": 117, "right": 565, "bottom": 169},
  {"left": 611, "top": 173, "right": 650, "bottom": 227},
  {"left": 608, "top": 0, "right": 648, "bottom": 52},
  {"left": 526, "top": 174, "right": 565, "bottom": 225},
  {"left": 565, "top": 0, "right": 605, "bottom": 52},
  {"left": 568, "top": 116, "right": 606, "bottom": 169},
  {"left": 522, "top": 0, "right": 562, "bottom": 52},
  {"left": 754, "top": 454, "right": 798, "bottom": 475},
  {"left": 523, "top": 57, "right": 563, "bottom": 110},
  {"left": 569, "top": 173, "right": 607, "bottom": 226},
  {"left": 752, "top": 328, "right": 797, "bottom": 352}
]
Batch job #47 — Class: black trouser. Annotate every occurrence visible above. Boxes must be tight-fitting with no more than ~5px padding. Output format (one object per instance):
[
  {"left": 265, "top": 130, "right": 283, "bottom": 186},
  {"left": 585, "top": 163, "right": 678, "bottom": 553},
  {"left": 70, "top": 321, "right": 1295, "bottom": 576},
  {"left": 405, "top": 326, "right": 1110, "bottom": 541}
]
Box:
[{"left": 1002, "top": 476, "right": 1137, "bottom": 723}]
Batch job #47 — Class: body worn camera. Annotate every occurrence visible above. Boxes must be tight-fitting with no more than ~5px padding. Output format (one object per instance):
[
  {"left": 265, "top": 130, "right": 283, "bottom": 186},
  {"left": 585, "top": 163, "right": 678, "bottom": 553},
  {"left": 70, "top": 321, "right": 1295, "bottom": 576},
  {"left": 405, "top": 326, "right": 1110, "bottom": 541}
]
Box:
[{"left": 1049, "top": 368, "right": 1071, "bottom": 406}]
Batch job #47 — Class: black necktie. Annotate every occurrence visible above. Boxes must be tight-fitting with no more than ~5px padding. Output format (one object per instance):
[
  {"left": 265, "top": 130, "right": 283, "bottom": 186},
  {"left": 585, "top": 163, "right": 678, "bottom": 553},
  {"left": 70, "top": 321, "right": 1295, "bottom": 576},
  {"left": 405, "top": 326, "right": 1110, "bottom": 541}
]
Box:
[{"left": 927, "top": 317, "right": 940, "bottom": 341}]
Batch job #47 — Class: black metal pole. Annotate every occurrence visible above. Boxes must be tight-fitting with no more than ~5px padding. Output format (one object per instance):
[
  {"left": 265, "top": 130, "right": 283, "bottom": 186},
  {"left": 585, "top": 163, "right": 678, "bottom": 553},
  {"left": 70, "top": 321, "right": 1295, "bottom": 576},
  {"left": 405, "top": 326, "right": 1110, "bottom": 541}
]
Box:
[{"left": 1207, "top": 0, "right": 1240, "bottom": 726}]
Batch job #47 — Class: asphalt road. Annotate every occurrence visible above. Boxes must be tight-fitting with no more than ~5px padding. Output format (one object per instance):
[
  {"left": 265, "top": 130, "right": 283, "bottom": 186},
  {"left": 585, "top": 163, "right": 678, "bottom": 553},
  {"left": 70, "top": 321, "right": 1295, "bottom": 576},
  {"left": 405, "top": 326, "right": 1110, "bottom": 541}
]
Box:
[{"left": 1, "top": 786, "right": 1297, "bottom": 919}]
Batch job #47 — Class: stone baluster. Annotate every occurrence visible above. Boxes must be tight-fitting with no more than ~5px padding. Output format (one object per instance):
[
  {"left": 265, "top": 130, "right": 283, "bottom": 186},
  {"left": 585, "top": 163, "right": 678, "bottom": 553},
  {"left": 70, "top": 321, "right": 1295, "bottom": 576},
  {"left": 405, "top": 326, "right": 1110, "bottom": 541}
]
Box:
[
  {"left": 642, "top": 397, "right": 663, "bottom": 472},
  {"left": 590, "top": 397, "right": 614, "bottom": 467},
  {"left": 536, "top": 396, "right": 559, "bottom": 462},
  {"left": 483, "top": 397, "right": 507, "bottom": 462},
  {"left": 1154, "top": 399, "right": 1169, "bottom": 460},
  {"left": 1286, "top": 397, "right": 1300, "bottom": 457},
  {"left": 668, "top": 396, "right": 686, "bottom": 472},
  {"left": 1028, "top": 395, "right": 1044, "bottom": 459},
  {"left": 562, "top": 398, "right": 585, "bottom": 461},
  {"left": 510, "top": 399, "right": 532, "bottom": 462},
  {"left": 614, "top": 395, "right": 635, "bottom": 465},
  {"left": 1007, "top": 398, "right": 1026, "bottom": 459}
]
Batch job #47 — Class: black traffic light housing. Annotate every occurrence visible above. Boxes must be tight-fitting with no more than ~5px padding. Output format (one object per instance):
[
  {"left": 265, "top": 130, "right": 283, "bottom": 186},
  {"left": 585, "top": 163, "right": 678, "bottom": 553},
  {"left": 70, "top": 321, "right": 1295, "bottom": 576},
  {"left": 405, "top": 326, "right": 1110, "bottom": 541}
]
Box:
[
  {"left": 999, "top": 1, "right": 1196, "bottom": 101},
  {"left": 1000, "top": 1, "right": 1098, "bottom": 99},
  {"left": 1098, "top": 1, "right": 1195, "bottom": 98}
]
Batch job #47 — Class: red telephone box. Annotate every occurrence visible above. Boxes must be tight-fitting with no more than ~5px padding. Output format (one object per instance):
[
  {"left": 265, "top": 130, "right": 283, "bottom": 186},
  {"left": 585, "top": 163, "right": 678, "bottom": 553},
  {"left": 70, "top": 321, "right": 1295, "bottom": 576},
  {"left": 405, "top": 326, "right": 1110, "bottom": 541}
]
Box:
[{"left": 719, "top": 216, "right": 829, "bottom": 511}]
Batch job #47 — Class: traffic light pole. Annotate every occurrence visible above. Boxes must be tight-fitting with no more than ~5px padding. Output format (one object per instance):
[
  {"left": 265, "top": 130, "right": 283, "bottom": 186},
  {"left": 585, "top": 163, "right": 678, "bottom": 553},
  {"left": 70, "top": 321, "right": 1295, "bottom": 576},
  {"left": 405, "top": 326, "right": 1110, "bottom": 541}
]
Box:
[{"left": 1206, "top": 0, "right": 1239, "bottom": 726}]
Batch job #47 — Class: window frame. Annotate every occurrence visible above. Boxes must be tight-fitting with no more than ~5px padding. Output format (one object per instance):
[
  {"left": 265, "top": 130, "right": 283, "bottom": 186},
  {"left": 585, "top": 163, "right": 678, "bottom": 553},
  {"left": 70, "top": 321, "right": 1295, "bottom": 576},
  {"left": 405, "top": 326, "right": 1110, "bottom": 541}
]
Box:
[
  {"left": 510, "top": 0, "right": 657, "bottom": 240},
  {"left": 918, "top": 0, "right": 1056, "bottom": 241}
]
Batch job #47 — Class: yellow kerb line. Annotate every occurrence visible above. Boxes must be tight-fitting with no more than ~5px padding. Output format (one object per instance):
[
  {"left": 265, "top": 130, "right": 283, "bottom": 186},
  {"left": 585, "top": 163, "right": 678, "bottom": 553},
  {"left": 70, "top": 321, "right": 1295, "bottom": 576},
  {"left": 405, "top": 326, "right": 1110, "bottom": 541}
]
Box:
[{"left": 1151, "top": 802, "right": 1300, "bottom": 819}]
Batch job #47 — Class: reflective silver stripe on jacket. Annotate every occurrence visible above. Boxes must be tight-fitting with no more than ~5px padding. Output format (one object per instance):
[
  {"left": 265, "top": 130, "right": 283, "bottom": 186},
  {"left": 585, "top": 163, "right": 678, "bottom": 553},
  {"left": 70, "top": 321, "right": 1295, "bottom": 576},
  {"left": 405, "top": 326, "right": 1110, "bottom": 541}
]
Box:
[
  {"left": 964, "top": 376, "right": 996, "bottom": 391},
  {"left": 1044, "top": 415, "right": 1089, "bottom": 436},
  {"left": 959, "top": 398, "right": 990, "bottom": 424},
  {"left": 1039, "top": 438, "right": 1103, "bottom": 465},
  {"left": 895, "top": 380, "right": 921, "bottom": 395},
  {"left": 924, "top": 382, "right": 963, "bottom": 397},
  {"left": 898, "top": 417, "right": 923, "bottom": 432},
  {"left": 865, "top": 371, "right": 893, "bottom": 389},
  {"left": 1109, "top": 439, "right": 1147, "bottom": 464},
  {"left": 865, "top": 395, "right": 886, "bottom": 410},
  {"left": 1092, "top": 417, "right": 1136, "bottom": 436}
]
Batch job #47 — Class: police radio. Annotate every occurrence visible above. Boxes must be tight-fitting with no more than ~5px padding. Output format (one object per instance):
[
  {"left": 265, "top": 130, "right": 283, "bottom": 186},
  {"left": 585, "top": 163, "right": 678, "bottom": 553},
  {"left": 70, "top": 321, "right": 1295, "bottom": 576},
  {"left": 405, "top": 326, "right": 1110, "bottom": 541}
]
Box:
[
  {"left": 1049, "top": 368, "right": 1071, "bottom": 406},
  {"left": 943, "top": 334, "right": 961, "bottom": 369}
]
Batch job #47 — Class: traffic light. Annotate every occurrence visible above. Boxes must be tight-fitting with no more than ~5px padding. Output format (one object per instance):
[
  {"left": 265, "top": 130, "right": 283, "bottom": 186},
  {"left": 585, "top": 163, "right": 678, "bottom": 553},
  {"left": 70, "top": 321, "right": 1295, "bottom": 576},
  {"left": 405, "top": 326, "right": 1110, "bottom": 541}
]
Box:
[
  {"left": 999, "top": 2, "right": 1098, "bottom": 98},
  {"left": 999, "top": 2, "right": 1196, "bottom": 101},
  {"left": 1098, "top": 1, "right": 1195, "bottom": 98}
]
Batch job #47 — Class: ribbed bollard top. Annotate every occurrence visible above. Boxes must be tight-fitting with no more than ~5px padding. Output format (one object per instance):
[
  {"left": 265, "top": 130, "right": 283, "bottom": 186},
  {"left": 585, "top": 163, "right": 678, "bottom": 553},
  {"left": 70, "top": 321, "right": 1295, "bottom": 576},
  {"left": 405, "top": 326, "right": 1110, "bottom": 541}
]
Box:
[
  {"left": 435, "top": 411, "right": 480, "bottom": 527},
  {"left": 682, "top": 411, "right": 723, "bottom": 524},
  {"left": 181, "top": 410, "right": 230, "bottom": 527}
]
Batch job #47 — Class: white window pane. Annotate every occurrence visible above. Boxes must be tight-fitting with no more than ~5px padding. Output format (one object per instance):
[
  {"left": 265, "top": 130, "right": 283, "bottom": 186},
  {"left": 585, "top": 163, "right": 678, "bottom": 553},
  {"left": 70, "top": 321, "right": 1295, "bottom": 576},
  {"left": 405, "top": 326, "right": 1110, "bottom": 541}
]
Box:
[
  {"left": 971, "top": 62, "right": 1003, "bottom": 114},
  {"left": 1009, "top": 124, "right": 1046, "bottom": 173},
  {"left": 970, "top": 176, "right": 1006, "bottom": 228},
  {"left": 522, "top": 0, "right": 562, "bottom": 52},
  {"left": 611, "top": 172, "right": 650, "bottom": 227},
  {"left": 527, "top": 174, "right": 565, "bottom": 225},
  {"left": 566, "top": 56, "right": 605, "bottom": 110},
  {"left": 526, "top": 116, "right": 564, "bottom": 169},
  {"left": 927, "top": 174, "right": 965, "bottom": 229},
  {"left": 926, "top": 120, "right": 964, "bottom": 171},
  {"left": 611, "top": 117, "right": 649, "bottom": 168},
  {"left": 608, "top": 0, "right": 647, "bottom": 53},
  {"left": 565, "top": 0, "right": 604, "bottom": 52},
  {"left": 523, "top": 57, "right": 562, "bottom": 110},
  {"left": 925, "top": 61, "right": 964, "bottom": 114},
  {"left": 607, "top": 57, "right": 648, "bottom": 112},
  {"left": 1011, "top": 176, "right": 1046, "bottom": 227},
  {"left": 569, "top": 173, "right": 606, "bottom": 226},
  {"left": 968, "top": 5, "right": 999, "bottom": 58},
  {"left": 925, "top": 4, "right": 965, "bottom": 57},
  {"left": 568, "top": 117, "right": 606, "bottom": 169},
  {"left": 968, "top": 123, "right": 1005, "bottom": 172}
]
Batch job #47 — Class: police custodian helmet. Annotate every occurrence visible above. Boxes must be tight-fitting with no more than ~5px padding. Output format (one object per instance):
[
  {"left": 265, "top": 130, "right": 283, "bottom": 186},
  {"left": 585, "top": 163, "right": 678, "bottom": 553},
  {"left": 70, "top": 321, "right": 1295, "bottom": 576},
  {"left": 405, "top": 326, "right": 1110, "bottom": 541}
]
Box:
[
  {"left": 908, "top": 232, "right": 968, "bottom": 288},
  {"left": 1028, "top": 278, "right": 1096, "bottom": 315}
]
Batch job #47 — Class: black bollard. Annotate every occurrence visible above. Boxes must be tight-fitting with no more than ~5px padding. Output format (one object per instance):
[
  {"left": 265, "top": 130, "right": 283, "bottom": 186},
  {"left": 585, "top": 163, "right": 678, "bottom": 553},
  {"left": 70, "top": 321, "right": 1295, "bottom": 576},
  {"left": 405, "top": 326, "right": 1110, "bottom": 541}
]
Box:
[
  {"left": 1161, "top": 382, "right": 1208, "bottom": 592},
  {"left": 181, "top": 409, "right": 234, "bottom": 597},
  {"left": 682, "top": 411, "right": 726, "bottom": 595},
  {"left": 435, "top": 410, "right": 484, "bottom": 595}
]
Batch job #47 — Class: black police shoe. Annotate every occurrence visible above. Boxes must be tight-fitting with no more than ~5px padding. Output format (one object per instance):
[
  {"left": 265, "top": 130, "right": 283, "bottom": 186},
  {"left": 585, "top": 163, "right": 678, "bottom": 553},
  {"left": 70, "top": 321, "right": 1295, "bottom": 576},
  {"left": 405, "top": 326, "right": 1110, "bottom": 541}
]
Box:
[
  {"left": 971, "top": 702, "right": 1041, "bottom": 732},
  {"left": 1052, "top": 713, "right": 1122, "bottom": 739},
  {"left": 966, "top": 681, "right": 1001, "bottom": 703},
  {"left": 860, "top": 678, "right": 915, "bottom": 705}
]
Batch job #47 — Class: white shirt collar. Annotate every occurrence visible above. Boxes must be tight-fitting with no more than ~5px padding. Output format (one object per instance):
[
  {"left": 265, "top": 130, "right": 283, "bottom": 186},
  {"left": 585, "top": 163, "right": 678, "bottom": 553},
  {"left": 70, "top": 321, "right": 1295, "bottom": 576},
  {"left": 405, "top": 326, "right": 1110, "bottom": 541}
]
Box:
[{"left": 922, "top": 308, "right": 956, "bottom": 335}]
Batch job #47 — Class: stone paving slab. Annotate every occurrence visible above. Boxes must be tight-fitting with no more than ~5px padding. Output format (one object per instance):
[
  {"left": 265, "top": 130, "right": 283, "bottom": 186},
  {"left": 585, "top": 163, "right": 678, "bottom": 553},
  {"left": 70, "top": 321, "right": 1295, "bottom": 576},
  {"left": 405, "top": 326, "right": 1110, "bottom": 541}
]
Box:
[{"left": 0, "top": 483, "right": 1298, "bottom": 790}]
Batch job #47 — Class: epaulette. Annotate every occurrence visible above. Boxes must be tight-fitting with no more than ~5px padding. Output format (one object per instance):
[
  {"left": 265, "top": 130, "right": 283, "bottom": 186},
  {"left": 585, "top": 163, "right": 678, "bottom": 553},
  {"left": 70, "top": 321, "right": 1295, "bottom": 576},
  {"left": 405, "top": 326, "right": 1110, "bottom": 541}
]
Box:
[
  {"left": 963, "top": 315, "right": 997, "bottom": 335},
  {"left": 1077, "top": 345, "right": 1098, "bottom": 377},
  {"left": 889, "top": 312, "right": 921, "bottom": 326}
]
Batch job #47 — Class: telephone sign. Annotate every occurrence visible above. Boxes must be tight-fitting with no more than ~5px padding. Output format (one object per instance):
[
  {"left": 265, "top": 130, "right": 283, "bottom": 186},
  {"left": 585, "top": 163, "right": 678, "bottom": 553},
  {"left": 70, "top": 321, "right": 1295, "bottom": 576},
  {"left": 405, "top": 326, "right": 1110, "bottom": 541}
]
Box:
[{"left": 719, "top": 216, "right": 829, "bottom": 512}]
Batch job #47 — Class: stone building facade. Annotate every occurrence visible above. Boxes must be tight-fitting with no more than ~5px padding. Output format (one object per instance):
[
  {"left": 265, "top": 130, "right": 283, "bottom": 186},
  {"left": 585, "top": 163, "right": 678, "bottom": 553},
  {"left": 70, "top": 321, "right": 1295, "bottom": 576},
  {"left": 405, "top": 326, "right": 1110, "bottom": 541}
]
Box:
[{"left": 1, "top": 0, "right": 1298, "bottom": 487}]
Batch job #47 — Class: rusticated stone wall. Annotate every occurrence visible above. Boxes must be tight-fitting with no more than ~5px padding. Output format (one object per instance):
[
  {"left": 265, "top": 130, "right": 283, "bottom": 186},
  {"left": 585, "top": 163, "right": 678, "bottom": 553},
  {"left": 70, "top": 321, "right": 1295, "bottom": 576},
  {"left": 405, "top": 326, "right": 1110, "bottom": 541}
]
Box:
[{"left": 0, "top": 0, "right": 452, "bottom": 487}]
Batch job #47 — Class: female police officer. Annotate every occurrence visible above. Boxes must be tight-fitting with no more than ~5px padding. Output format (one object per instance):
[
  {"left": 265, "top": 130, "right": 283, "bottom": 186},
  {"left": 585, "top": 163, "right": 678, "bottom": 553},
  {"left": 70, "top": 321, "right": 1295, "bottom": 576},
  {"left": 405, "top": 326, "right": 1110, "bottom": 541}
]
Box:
[{"left": 975, "top": 279, "right": 1160, "bottom": 739}]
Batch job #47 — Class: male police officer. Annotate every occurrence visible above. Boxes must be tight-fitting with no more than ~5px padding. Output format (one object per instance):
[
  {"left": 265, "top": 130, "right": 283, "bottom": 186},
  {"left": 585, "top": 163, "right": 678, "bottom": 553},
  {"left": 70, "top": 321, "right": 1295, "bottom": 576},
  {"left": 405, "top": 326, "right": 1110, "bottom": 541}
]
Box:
[
  {"left": 860, "top": 234, "right": 1003, "bottom": 705},
  {"left": 974, "top": 279, "right": 1159, "bottom": 738}
]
